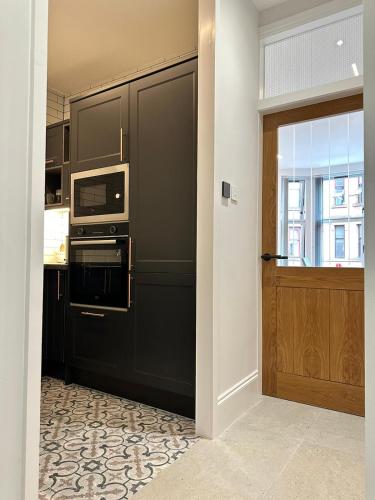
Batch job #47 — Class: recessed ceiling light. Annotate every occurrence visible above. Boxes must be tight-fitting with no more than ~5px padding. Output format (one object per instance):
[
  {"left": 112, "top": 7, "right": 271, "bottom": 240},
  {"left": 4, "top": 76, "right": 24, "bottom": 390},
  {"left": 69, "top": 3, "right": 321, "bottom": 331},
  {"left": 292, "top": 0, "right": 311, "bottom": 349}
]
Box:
[
  {"left": 277, "top": 154, "right": 283, "bottom": 160},
  {"left": 352, "top": 63, "right": 360, "bottom": 77},
  {"left": 336, "top": 39, "right": 344, "bottom": 46}
]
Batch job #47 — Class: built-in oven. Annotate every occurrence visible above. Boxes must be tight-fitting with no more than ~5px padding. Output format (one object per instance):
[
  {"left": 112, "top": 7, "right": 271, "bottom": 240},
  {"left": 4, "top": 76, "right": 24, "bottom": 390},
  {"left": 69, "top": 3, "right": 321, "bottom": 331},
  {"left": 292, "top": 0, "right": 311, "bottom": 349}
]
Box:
[
  {"left": 70, "top": 230, "right": 132, "bottom": 311},
  {"left": 71, "top": 164, "right": 129, "bottom": 225}
]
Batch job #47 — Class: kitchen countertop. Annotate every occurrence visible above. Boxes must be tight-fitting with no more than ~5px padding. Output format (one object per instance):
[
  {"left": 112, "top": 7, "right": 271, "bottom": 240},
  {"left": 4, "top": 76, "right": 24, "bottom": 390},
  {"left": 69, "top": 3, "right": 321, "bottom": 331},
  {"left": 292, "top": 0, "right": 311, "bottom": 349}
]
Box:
[{"left": 44, "top": 263, "right": 69, "bottom": 270}]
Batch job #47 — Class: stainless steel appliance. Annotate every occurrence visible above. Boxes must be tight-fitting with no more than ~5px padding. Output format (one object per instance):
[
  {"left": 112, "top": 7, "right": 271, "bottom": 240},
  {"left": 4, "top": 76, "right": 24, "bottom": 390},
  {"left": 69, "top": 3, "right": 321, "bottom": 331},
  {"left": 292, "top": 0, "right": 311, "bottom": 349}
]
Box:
[
  {"left": 70, "top": 222, "right": 132, "bottom": 312},
  {"left": 71, "top": 164, "right": 129, "bottom": 225}
]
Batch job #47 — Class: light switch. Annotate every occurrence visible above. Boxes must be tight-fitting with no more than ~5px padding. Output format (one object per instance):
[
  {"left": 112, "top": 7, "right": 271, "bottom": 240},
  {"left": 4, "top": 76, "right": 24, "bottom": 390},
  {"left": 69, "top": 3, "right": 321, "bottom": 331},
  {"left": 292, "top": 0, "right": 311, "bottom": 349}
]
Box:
[
  {"left": 231, "top": 185, "right": 239, "bottom": 202},
  {"left": 222, "top": 181, "right": 231, "bottom": 199}
]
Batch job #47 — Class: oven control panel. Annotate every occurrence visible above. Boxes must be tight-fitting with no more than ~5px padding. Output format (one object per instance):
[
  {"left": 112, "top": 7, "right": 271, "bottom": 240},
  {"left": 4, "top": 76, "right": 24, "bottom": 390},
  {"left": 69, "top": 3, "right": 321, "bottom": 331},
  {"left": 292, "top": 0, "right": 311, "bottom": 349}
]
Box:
[{"left": 70, "top": 222, "right": 129, "bottom": 239}]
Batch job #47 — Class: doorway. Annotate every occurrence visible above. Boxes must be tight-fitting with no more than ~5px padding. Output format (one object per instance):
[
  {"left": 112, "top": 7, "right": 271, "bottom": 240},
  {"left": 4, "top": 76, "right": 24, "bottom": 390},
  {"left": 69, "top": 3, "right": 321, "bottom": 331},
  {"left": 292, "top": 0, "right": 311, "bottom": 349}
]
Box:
[{"left": 262, "top": 95, "right": 365, "bottom": 416}]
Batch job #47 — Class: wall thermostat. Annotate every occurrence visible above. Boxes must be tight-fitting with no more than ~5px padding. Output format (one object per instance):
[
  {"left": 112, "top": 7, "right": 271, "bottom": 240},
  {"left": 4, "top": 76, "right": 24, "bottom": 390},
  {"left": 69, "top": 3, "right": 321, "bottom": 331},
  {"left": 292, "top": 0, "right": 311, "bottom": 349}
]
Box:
[{"left": 222, "top": 181, "right": 231, "bottom": 199}]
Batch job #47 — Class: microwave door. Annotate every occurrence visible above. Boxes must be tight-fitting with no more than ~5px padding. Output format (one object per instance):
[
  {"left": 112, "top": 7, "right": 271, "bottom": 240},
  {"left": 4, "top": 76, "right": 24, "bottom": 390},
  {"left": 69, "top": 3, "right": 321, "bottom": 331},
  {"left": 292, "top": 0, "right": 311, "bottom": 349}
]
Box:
[{"left": 71, "top": 164, "right": 129, "bottom": 224}]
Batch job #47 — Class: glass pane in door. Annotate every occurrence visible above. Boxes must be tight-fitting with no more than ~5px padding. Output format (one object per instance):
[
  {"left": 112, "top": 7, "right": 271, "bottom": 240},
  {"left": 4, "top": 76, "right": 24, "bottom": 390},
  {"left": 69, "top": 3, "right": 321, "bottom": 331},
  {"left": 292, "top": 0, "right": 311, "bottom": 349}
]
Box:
[{"left": 277, "top": 110, "right": 364, "bottom": 267}]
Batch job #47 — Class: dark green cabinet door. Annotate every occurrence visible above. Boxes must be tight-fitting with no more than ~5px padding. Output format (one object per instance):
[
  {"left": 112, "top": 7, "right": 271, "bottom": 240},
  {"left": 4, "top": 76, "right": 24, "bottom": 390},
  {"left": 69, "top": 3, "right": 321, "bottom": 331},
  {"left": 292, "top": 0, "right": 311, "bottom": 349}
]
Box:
[
  {"left": 129, "top": 59, "right": 197, "bottom": 274},
  {"left": 42, "top": 270, "right": 66, "bottom": 375},
  {"left": 127, "top": 273, "right": 196, "bottom": 398},
  {"left": 70, "top": 86, "right": 129, "bottom": 172},
  {"left": 67, "top": 307, "right": 130, "bottom": 378},
  {"left": 128, "top": 59, "right": 197, "bottom": 399},
  {"left": 46, "top": 123, "right": 64, "bottom": 167}
]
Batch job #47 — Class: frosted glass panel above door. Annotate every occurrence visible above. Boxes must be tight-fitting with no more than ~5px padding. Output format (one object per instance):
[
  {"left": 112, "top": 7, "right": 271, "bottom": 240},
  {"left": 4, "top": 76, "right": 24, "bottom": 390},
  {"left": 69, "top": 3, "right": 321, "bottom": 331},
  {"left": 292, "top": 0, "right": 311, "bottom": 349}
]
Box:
[{"left": 263, "top": 12, "right": 363, "bottom": 99}]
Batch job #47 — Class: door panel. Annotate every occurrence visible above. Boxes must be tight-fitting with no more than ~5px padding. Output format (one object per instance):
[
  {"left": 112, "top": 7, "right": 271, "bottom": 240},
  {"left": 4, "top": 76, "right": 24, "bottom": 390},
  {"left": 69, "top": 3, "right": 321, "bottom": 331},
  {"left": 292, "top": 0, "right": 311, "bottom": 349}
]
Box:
[
  {"left": 262, "top": 95, "right": 365, "bottom": 416},
  {"left": 293, "top": 288, "right": 330, "bottom": 380},
  {"left": 330, "top": 290, "right": 364, "bottom": 386}
]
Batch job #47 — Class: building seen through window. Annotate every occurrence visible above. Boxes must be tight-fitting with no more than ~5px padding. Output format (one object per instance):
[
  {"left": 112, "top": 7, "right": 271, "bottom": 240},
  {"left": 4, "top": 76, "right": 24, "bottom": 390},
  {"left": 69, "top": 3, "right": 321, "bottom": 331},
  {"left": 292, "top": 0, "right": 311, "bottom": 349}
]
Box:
[{"left": 278, "top": 110, "right": 364, "bottom": 268}]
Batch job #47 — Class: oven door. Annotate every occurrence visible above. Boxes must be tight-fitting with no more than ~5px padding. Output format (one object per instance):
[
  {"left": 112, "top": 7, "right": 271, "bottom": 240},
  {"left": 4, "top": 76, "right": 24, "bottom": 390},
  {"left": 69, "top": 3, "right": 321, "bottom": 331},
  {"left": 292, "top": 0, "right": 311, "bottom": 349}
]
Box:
[
  {"left": 70, "top": 238, "right": 130, "bottom": 311},
  {"left": 71, "top": 164, "right": 129, "bottom": 224}
]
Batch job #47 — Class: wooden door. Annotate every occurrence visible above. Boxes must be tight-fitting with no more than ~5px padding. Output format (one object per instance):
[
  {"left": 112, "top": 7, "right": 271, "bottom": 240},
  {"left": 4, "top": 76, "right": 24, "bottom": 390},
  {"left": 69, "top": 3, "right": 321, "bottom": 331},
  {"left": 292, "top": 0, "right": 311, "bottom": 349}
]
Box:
[
  {"left": 70, "top": 85, "right": 129, "bottom": 172},
  {"left": 262, "top": 95, "right": 365, "bottom": 416}
]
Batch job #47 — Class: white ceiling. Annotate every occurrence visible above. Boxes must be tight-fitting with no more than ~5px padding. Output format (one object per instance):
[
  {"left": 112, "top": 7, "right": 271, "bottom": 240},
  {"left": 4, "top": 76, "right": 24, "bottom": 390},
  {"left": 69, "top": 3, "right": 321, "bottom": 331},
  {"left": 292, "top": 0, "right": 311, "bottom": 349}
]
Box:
[
  {"left": 279, "top": 111, "right": 364, "bottom": 171},
  {"left": 48, "top": 0, "right": 198, "bottom": 95},
  {"left": 253, "top": 0, "right": 289, "bottom": 11}
]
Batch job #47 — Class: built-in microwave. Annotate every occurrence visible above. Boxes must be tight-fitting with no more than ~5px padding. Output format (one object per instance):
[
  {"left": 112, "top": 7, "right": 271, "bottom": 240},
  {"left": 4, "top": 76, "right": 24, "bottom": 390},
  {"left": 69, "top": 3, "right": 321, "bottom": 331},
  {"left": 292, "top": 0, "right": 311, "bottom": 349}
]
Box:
[{"left": 71, "top": 164, "right": 129, "bottom": 225}]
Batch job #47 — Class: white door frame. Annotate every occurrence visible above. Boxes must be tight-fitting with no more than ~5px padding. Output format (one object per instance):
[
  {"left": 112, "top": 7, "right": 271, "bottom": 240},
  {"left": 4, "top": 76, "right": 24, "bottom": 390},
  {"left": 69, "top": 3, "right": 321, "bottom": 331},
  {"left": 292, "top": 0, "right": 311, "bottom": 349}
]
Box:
[{"left": 0, "top": 1, "right": 48, "bottom": 498}]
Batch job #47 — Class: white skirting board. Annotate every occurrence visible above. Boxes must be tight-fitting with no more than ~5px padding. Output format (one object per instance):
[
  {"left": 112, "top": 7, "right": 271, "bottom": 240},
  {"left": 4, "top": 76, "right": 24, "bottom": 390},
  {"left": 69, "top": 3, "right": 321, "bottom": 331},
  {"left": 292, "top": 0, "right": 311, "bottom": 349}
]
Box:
[{"left": 215, "top": 371, "right": 260, "bottom": 436}]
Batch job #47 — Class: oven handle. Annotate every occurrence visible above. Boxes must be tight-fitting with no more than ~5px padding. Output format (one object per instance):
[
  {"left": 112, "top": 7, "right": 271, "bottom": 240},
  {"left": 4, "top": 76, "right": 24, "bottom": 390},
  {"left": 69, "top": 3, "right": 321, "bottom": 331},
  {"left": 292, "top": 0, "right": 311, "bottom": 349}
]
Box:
[
  {"left": 71, "top": 239, "right": 118, "bottom": 246},
  {"left": 81, "top": 311, "right": 105, "bottom": 318}
]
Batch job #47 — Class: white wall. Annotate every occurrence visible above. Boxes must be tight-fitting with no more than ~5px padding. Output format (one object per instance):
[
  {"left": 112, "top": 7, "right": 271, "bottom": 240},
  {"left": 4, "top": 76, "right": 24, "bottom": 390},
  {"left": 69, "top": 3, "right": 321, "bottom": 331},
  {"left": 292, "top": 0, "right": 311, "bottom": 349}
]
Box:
[
  {"left": 0, "top": 0, "right": 47, "bottom": 498},
  {"left": 197, "top": 0, "right": 260, "bottom": 438},
  {"left": 364, "top": 0, "right": 375, "bottom": 496}
]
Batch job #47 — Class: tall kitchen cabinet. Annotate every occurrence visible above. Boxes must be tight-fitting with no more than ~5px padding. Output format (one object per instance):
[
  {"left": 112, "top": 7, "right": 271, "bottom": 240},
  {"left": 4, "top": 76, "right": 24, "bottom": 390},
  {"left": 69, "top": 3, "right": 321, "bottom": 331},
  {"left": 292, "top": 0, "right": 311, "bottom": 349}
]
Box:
[
  {"left": 67, "top": 59, "right": 197, "bottom": 418},
  {"left": 128, "top": 59, "right": 197, "bottom": 416}
]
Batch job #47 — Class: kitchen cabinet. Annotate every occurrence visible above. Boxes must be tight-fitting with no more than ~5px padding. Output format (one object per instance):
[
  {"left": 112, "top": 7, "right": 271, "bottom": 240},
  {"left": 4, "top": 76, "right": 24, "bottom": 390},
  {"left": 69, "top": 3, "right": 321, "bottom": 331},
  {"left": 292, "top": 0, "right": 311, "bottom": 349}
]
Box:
[
  {"left": 128, "top": 273, "right": 196, "bottom": 399},
  {"left": 45, "top": 164, "right": 70, "bottom": 209},
  {"left": 65, "top": 59, "right": 197, "bottom": 417},
  {"left": 42, "top": 268, "right": 67, "bottom": 378},
  {"left": 70, "top": 85, "right": 129, "bottom": 173},
  {"left": 45, "top": 121, "right": 70, "bottom": 209},
  {"left": 46, "top": 120, "right": 70, "bottom": 168},
  {"left": 66, "top": 306, "right": 130, "bottom": 379},
  {"left": 128, "top": 59, "right": 197, "bottom": 409}
]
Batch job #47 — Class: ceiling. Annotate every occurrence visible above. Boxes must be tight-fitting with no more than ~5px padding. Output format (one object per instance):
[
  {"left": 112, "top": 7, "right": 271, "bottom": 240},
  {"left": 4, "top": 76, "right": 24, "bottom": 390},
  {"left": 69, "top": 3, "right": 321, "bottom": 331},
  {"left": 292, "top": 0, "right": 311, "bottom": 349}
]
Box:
[
  {"left": 48, "top": 0, "right": 198, "bottom": 95},
  {"left": 279, "top": 111, "right": 364, "bottom": 171},
  {"left": 252, "top": 0, "right": 289, "bottom": 11}
]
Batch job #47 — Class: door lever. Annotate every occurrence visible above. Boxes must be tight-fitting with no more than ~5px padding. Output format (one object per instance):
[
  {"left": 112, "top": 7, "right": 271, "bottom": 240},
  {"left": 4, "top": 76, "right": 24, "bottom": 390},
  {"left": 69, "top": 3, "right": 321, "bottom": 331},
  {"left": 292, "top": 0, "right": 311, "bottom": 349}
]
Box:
[{"left": 261, "top": 253, "right": 288, "bottom": 262}]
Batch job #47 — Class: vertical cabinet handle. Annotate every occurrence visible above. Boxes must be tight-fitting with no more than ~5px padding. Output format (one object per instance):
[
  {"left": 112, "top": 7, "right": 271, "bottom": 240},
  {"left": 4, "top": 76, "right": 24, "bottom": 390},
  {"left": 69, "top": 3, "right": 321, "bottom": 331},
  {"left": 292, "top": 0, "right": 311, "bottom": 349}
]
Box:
[
  {"left": 128, "top": 274, "right": 132, "bottom": 309},
  {"left": 120, "top": 127, "right": 123, "bottom": 162},
  {"left": 57, "top": 270, "right": 61, "bottom": 301},
  {"left": 128, "top": 237, "right": 132, "bottom": 272}
]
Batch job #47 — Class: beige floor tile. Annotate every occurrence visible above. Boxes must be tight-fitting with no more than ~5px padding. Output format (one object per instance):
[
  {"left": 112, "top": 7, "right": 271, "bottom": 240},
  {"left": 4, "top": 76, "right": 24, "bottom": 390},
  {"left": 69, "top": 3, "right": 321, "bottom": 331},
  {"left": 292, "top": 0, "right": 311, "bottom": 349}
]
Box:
[
  {"left": 135, "top": 439, "right": 259, "bottom": 500},
  {"left": 264, "top": 442, "right": 365, "bottom": 500},
  {"left": 304, "top": 408, "right": 365, "bottom": 457},
  {"left": 232, "top": 396, "right": 321, "bottom": 441},
  {"left": 136, "top": 412, "right": 302, "bottom": 499}
]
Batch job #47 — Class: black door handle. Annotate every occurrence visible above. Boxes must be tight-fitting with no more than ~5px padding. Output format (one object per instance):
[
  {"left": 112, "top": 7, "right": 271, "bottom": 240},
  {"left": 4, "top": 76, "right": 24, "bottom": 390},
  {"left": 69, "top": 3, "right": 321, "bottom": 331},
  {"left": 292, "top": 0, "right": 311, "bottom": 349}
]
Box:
[{"left": 261, "top": 253, "right": 289, "bottom": 262}]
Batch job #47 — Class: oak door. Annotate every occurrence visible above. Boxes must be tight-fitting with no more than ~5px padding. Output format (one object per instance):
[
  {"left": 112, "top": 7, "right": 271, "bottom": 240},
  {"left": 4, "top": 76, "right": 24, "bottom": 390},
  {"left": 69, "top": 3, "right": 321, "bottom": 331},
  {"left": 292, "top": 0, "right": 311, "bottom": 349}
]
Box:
[{"left": 262, "top": 95, "right": 365, "bottom": 416}]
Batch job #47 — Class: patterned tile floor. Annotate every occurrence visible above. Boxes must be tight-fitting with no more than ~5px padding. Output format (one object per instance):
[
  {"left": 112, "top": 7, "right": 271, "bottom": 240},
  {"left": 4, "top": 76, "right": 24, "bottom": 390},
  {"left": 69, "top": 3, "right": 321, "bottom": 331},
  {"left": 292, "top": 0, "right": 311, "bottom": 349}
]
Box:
[{"left": 39, "top": 377, "right": 198, "bottom": 499}]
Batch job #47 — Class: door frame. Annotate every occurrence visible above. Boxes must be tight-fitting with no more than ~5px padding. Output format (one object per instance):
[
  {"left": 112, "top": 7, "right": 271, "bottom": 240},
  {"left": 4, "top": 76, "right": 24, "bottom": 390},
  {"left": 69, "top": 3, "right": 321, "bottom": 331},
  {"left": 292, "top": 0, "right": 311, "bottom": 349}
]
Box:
[{"left": 262, "top": 93, "right": 364, "bottom": 410}]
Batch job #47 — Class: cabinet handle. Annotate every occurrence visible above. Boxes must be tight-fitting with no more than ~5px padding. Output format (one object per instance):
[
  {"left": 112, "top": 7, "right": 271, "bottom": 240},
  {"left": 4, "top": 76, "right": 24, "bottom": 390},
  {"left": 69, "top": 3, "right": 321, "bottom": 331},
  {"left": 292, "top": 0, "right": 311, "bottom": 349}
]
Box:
[
  {"left": 57, "top": 270, "right": 61, "bottom": 301},
  {"left": 128, "top": 237, "right": 132, "bottom": 272},
  {"left": 128, "top": 274, "right": 132, "bottom": 309},
  {"left": 120, "top": 127, "right": 123, "bottom": 162},
  {"left": 81, "top": 311, "right": 105, "bottom": 318}
]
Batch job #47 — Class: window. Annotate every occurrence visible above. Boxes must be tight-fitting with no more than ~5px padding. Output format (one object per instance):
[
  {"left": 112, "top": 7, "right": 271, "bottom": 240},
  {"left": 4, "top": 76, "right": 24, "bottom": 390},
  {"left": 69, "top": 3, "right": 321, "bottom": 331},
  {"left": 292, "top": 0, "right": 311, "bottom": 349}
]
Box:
[
  {"left": 334, "top": 178, "right": 345, "bottom": 207},
  {"left": 353, "top": 176, "right": 363, "bottom": 206},
  {"left": 288, "top": 226, "right": 302, "bottom": 258},
  {"left": 357, "top": 223, "right": 363, "bottom": 258},
  {"left": 335, "top": 225, "right": 345, "bottom": 259},
  {"left": 288, "top": 181, "right": 303, "bottom": 211},
  {"left": 277, "top": 110, "right": 364, "bottom": 268},
  {"left": 262, "top": 10, "right": 363, "bottom": 99}
]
